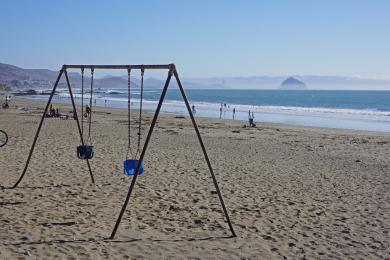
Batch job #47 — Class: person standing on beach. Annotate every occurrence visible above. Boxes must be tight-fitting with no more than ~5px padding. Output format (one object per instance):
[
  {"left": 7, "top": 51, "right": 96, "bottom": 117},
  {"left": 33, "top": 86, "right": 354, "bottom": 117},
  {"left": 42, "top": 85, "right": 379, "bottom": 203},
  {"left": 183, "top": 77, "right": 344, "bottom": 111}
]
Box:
[
  {"left": 233, "top": 107, "right": 236, "bottom": 120},
  {"left": 192, "top": 104, "right": 196, "bottom": 115},
  {"left": 48, "top": 104, "right": 55, "bottom": 117},
  {"left": 248, "top": 110, "right": 253, "bottom": 126},
  {"left": 2, "top": 95, "right": 9, "bottom": 109},
  {"left": 105, "top": 99, "right": 107, "bottom": 107},
  {"left": 248, "top": 110, "right": 256, "bottom": 127},
  {"left": 85, "top": 104, "right": 91, "bottom": 118},
  {"left": 219, "top": 106, "right": 223, "bottom": 119}
]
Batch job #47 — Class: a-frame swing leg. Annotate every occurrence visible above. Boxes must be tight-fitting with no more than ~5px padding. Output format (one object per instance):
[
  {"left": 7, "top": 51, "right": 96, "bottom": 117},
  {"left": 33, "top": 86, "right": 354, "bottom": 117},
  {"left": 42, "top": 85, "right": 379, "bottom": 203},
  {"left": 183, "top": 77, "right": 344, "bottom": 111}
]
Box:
[
  {"left": 11, "top": 68, "right": 96, "bottom": 188},
  {"left": 110, "top": 66, "right": 236, "bottom": 239},
  {"left": 173, "top": 70, "right": 236, "bottom": 238},
  {"left": 11, "top": 69, "right": 64, "bottom": 188},
  {"left": 110, "top": 68, "right": 174, "bottom": 239},
  {"left": 64, "top": 70, "right": 95, "bottom": 184}
]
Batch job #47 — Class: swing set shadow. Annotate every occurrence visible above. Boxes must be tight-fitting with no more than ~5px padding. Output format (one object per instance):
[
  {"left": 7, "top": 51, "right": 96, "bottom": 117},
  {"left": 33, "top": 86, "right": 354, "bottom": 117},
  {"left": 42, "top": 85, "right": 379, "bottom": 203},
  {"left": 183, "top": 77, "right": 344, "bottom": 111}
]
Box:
[
  {"left": 9, "top": 63, "right": 236, "bottom": 239},
  {"left": 1, "top": 235, "right": 234, "bottom": 247}
]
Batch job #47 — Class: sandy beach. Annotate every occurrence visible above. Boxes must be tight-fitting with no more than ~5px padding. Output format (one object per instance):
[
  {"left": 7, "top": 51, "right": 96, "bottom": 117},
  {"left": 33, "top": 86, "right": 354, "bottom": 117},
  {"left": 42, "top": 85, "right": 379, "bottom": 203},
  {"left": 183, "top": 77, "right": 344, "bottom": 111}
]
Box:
[{"left": 0, "top": 98, "right": 389, "bottom": 259}]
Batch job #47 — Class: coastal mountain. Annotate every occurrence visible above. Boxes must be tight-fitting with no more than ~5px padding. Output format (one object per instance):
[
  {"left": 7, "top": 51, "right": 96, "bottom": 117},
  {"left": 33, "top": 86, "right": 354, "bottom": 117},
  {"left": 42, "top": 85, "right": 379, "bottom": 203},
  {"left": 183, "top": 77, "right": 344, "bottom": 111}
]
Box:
[
  {"left": 0, "top": 63, "right": 81, "bottom": 89},
  {"left": 0, "top": 63, "right": 138, "bottom": 89},
  {"left": 280, "top": 77, "right": 307, "bottom": 90}
]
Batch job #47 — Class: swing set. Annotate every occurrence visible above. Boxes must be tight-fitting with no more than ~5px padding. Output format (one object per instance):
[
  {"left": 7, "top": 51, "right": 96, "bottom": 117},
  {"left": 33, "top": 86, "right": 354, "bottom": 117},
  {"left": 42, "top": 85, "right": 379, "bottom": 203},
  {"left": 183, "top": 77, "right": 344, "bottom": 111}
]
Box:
[
  {"left": 10, "top": 64, "right": 236, "bottom": 239},
  {"left": 75, "top": 66, "right": 143, "bottom": 175}
]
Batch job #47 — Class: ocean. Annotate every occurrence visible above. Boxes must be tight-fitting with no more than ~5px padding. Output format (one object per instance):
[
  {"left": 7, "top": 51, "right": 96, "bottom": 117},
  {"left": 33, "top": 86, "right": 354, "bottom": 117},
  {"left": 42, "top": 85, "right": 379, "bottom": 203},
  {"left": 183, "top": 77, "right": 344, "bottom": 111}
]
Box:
[{"left": 26, "top": 88, "right": 390, "bottom": 133}]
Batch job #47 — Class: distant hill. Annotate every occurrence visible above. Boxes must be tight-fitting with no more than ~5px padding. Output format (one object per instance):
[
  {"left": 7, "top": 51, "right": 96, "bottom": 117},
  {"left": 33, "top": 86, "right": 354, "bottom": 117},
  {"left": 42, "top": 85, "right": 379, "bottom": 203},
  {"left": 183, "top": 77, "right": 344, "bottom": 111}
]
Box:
[
  {"left": 0, "top": 63, "right": 84, "bottom": 82},
  {"left": 0, "top": 63, "right": 81, "bottom": 89},
  {"left": 280, "top": 77, "right": 307, "bottom": 90},
  {"left": 0, "top": 63, "right": 138, "bottom": 89},
  {"left": 0, "top": 63, "right": 30, "bottom": 80}
]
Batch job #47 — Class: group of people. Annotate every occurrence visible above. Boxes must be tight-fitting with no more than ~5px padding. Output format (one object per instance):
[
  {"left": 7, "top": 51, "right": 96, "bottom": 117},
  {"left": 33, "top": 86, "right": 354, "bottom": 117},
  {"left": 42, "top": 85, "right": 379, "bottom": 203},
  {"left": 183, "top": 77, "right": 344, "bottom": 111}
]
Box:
[
  {"left": 46, "top": 104, "right": 61, "bottom": 118},
  {"left": 45, "top": 103, "right": 92, "bottom": 119},
  {"left": 1, "top": 95, "right": 11, "bottom": 109},
  {"left": 219, "top": 103, "right": 228, "bottom": 119},
  {"left": 218, "top": 103, "right": 239, "bottom": 121},
  {"left": 220, "top": 103, "right": 256, "bottom": 127}
]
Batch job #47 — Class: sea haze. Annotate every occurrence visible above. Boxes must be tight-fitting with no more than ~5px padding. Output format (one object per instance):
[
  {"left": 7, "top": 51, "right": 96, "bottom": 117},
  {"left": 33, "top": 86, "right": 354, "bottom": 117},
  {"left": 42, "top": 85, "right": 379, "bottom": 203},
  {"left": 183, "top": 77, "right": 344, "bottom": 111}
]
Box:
[{"left": 2, "top": 63, "right": 390, "bottom": 90}]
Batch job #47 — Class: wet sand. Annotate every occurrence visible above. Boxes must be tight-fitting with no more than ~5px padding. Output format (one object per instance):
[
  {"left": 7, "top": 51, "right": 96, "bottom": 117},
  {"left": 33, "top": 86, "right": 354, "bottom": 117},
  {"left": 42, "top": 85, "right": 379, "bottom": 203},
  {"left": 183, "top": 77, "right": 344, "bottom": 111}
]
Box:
[{"left": 0, "top": 98, "right": 389, "bottom": 259}]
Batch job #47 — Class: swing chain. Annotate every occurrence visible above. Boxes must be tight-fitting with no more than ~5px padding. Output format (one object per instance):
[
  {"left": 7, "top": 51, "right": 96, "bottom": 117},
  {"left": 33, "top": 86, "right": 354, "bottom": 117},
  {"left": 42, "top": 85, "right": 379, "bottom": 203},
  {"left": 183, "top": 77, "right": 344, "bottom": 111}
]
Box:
[
  {"left": 87, "top": 68, "right": 94, "bottom": 144},
  {"left": 81, "top": 67, "right": 84, "bottom": 136},
  {"left": 135, "top": 67, "right": 144, "bottom": 158},
  {"left": 126, "top": 67, "right": 132, "bottom": 159}
]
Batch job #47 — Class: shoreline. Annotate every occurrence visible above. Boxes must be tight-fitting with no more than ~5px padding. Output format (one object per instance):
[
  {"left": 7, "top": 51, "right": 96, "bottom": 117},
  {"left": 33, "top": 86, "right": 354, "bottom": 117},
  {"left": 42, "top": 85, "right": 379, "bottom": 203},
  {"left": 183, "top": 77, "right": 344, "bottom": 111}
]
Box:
[
  {"left": 1, "top": 97, "right": 389, "bottom": 258},
  {"left": 8, "top": 96, "right": 390, "bottom": 136},
  {"left": 12, "top": 95, "right": 390, "bottom": 134}
]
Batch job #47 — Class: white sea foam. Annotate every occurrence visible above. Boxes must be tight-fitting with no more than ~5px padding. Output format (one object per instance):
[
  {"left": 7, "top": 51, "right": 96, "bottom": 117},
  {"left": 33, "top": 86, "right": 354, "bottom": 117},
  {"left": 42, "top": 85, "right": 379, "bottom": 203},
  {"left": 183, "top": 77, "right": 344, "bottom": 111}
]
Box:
[
  {"left": 160, "top": 100, "right": 390, "bottom": 118},
  {"left": 46, "top": 90, "right": 390, "bottom": 118}
]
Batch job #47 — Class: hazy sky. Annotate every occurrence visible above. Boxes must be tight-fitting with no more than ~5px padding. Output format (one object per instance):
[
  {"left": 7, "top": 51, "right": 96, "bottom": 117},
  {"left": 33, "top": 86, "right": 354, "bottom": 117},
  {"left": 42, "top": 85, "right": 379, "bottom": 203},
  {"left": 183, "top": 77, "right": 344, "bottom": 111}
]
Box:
[{"left": 1, "top": 0, "right": 389, "bottom": 78}]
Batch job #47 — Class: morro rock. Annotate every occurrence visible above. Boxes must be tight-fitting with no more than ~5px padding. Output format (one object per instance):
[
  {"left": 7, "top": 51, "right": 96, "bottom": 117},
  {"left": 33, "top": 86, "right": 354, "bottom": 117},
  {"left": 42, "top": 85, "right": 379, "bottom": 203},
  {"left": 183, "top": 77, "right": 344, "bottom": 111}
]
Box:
[{"left": 280, "top": 77, "right": 307, "bottom": 90}]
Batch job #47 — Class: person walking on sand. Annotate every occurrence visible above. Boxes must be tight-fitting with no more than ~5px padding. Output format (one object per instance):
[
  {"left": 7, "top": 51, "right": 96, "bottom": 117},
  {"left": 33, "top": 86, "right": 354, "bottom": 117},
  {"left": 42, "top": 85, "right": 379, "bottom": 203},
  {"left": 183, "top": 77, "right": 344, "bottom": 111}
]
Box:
[
  {"left": 85, "top": 104, "right": 91, "bottom": 118},
  {"left": 248, "top": 110, "right": 253, "bottom": 126},
  {"left": 192, "top": 104, "right": 196, "bottom": 115},
  {"left": 233, "top": 107, "right": 236, "bottom": 120}
]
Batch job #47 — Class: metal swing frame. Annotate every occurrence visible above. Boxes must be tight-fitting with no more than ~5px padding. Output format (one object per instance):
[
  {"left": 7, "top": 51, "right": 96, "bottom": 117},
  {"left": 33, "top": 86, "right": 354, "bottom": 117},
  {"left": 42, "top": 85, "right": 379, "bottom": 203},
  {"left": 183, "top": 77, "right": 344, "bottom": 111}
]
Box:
[{"left": 11, "top": 63, "right": 236, "bottom": 239}]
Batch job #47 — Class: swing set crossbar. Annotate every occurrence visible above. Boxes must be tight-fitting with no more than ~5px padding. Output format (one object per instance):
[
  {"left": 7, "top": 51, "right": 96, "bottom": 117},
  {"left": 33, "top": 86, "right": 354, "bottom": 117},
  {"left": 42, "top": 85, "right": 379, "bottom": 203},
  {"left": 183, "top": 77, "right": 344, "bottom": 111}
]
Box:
[{"left": 63, "top": 64, "right": 174, "bottom": 70}]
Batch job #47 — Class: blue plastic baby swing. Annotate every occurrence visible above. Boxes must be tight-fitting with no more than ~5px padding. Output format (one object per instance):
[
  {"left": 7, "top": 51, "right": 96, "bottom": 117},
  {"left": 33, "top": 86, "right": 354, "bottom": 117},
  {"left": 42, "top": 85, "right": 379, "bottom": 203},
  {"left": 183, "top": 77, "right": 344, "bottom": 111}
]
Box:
[
  {"left": 124, "top": 159, "right": 144, "bottom": 176},
  {"left": 123, "top": 68, "right": 145, "bottom": 176}
]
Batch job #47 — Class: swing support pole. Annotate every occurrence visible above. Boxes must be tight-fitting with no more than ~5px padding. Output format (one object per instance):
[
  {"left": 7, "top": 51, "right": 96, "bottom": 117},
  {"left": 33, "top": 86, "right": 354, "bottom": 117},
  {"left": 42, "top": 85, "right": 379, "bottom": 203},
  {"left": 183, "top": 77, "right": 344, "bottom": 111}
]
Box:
[
  {"left": 173, "top": 69, "right": 236, "bottom": 238},
  {"left": 12, "top": 68, "right": 96, "bottom": 188},
  {"left": 110, "top": 64, "right": 236, "bottom": 239},
  {"left": 11, "top": 69, "right": 64, "bottom": 188},
  {"left": 64, "top": 69, "right": 95, "bottom": 184},
  {"left": 110, "top": 67, "right": 174, "bottom": 238}
]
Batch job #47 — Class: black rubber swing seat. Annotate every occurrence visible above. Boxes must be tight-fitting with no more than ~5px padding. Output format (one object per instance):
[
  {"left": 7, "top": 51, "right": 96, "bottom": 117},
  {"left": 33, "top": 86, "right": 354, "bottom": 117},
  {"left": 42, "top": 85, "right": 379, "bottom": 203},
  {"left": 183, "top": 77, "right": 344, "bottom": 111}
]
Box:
[{"left": 77, "top": 145, "right": 95, "bottom": 160}]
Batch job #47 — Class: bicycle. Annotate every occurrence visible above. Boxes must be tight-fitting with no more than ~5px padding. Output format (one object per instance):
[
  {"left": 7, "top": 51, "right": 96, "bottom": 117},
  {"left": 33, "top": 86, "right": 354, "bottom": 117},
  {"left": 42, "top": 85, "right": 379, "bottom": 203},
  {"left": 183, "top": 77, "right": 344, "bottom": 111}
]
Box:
[{"left": 0, "top": 130, "right": 8, "bottom": 147}]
